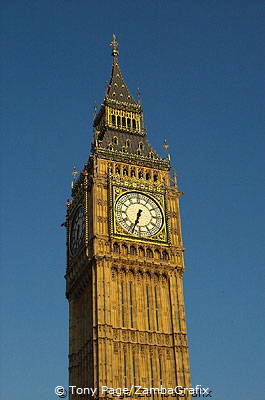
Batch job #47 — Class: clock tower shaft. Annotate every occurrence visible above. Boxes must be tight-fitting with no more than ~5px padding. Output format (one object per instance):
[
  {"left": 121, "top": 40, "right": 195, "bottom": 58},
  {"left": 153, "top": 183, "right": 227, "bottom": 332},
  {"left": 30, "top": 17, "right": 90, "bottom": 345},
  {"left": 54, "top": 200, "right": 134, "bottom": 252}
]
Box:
[{"left": 65, "top": 36, "right": 191, "bottom": 399}]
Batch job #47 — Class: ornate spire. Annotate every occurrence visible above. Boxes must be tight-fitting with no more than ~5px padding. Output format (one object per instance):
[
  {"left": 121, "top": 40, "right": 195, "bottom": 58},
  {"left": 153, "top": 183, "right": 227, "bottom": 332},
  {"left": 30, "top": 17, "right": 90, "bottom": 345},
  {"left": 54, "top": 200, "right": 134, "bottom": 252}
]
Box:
[
  {"left": 92, "top": 37, "right": 169, "bottom": 169},
  {"left": 106, "top": 34, "right": 136, "bottom": 105}
]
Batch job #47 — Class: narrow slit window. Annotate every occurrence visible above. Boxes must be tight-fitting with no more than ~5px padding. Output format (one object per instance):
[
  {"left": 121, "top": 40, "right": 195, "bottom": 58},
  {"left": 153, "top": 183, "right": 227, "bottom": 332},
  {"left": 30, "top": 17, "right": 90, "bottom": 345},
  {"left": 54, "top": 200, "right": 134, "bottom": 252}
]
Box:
[
  {"left": 150, "top": 356, "right": 154, "bottom": 389},
  {"left": 121, "top": 282, "right": 125, "bottom": 327},
  {"left": 117, "top": 116, "right": 121, "bottom": 126},
  {"left": 154, "top": 286, "right": 159, "bottom": 331},
  {"left": 129, "top": 282, "right": 133, "bottom": 328},
  {"left": 124, "top": 353, "right": 127, "bottom": 387},
  {"left": 132, "top": 119, "right": 136, "bottom": 129},
  {"left": 159, "top": 357, "right": 163, "bottom": 385},
  {"left": 132, "top": 354, "right": 136, "bottom": 386},
  {"left": 146, "top": 286, "right": 151, "bottom": 330},
  {"left": 122, "top": 117, "right": 126, "bottom": 127},
  {"left": 111, "top": 115, "right": 116, "bottom": 125}
]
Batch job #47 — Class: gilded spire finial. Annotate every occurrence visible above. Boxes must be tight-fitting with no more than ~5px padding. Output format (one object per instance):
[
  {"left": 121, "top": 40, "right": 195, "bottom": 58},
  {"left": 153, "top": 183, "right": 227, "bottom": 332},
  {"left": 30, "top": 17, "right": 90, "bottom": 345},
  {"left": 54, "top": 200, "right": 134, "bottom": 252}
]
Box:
[
  {"left": 71, "top": 166, "right": 78, "bottom": 189},
  {"left": 163, "top": 139, "right": 171, "bottom": 161},
  {"left": 110, "top": 34, "right": 119, "bottom": 56},
  {"left": 137, "top": 88, "right": 142, "bottom": 105}
]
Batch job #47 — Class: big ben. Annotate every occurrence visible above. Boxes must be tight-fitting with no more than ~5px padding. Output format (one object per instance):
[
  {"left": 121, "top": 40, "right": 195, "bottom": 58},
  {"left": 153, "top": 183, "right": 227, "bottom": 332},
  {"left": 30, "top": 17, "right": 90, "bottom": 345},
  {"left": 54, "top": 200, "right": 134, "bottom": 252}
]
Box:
[{"left": 64, "top": 35, "right": 191, "bottom": 399}]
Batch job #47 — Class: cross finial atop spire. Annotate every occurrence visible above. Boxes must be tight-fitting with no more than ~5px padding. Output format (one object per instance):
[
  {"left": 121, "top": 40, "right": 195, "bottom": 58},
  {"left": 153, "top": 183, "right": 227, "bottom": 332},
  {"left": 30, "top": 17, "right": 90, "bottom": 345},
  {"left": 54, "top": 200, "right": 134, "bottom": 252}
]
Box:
[{"left": 110, "top": 34, "right": 119, "bottom": 56}]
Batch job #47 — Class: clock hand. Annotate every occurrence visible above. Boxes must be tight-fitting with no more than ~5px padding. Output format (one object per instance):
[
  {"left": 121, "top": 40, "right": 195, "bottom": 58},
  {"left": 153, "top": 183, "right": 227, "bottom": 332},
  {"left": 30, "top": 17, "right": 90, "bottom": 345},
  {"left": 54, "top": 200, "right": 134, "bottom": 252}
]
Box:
[{"left": 132, "top": 209, "right": 142, "bottom": 233}]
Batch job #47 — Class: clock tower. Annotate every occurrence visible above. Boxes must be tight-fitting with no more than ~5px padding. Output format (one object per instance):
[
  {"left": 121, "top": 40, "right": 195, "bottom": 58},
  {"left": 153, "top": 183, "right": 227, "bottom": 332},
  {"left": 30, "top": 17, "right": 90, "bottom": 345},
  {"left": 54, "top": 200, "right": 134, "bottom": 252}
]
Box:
[{"left": 65, "top": 36, "right": 191, "bottom": 399}]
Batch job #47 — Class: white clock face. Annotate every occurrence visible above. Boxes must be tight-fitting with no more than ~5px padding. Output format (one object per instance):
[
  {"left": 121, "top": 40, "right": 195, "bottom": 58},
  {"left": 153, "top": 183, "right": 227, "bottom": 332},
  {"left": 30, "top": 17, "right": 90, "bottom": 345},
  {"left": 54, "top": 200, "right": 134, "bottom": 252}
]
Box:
[
  {"left": 70, "top": 206, "right": 85, "bottom": 255},
  {"left": 115, "top": 192, "right": 163, "bottom": 237}
]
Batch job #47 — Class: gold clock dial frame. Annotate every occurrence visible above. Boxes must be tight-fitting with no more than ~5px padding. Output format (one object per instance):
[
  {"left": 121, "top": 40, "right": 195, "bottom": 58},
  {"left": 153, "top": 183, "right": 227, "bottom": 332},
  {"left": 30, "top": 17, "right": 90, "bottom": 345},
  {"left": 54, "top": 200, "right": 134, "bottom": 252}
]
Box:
[{"left": 110, "top": 178, "right": 168, "bottom": 244}]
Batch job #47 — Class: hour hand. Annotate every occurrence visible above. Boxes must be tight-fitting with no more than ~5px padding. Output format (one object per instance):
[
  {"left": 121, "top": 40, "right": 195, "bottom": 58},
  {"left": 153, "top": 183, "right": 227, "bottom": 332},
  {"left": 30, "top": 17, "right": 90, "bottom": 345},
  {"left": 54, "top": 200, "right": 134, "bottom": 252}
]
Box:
[{"left": 132, "top": 209, "right": 142, "bottom": 233}]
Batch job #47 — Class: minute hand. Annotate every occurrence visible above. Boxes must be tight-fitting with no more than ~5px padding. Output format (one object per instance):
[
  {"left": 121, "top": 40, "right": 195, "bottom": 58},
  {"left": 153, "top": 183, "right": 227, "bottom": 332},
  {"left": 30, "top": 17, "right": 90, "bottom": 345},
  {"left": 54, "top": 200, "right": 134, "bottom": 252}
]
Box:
[{"left": 132, "top": 209, "right": 142, "bottom": 233}]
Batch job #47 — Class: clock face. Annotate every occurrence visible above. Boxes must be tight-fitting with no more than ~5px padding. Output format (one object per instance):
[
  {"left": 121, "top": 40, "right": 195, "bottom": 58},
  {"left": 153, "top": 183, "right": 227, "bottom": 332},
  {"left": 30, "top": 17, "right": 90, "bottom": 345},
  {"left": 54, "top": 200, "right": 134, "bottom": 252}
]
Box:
[
  {"left": 70, "top": 206, "right": 85, "bottom": 255},
  {"left": 115, "top": 192, "right": 163, "bottom": 238}
]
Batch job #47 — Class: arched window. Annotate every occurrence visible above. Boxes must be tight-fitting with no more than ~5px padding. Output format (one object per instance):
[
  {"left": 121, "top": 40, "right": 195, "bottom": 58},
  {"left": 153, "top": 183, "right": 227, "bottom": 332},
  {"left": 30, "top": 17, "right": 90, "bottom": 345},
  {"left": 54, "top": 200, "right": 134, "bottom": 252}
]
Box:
[
  {"left": 162, "top": 250, "right": 169, "bottom": 261},
  {"left": 132, "top": 119, "right": 136, "bottom": 130},
  {"left": 131, "top": 169, "right": 136, "bottom": 177},
  {"left": 123, "top": 168, "right": 128, "bottom": 176},
  {"left": 116, "top": 166, "right": 120, "bottom": 174},
  {"left": 130, "top": 246, "right": 137, "bottom": 255},
  {"left": 146, "top": 173, "right": 150, "bottom": 180},
  {"left": 113, "top": 136, "right": 118, "bottom": 145},
  {"left": 146, "top": 248, "right": 153, "bottom": 258},
  {"left": 111, "top": 115, "right": 116, "bottom": 125},
  {"left": 154, "top": 249, "right": 161, "bottom": 259},
  {"left": 122, "top": 117, "right": 126, "bottom": 127},
  {"left": 139, "top": 142, "right": 144, "bottom": 150},
  {"left": 154, "top": 174, "right": 158, "bottom": 182},
  {"left": 108, "top": 144, "right": 113, "bottom": 151},
  {"left": 113, "top": 243, "right": 120, "bottom": 253},
  {"left": 139, "top": 246, "right": 145, "bottom": 257},
  {"left": 138, "top": 171, "right": 143, "bottom": 179},
  {"left": 117, "top": 116, "right": 121, "bottom": 126},
  {"left": 127, "top": 118, "right": 131, "bottom": 128},
  {"left": 121, "top": 244, "right": 128, "bottom": 255}
]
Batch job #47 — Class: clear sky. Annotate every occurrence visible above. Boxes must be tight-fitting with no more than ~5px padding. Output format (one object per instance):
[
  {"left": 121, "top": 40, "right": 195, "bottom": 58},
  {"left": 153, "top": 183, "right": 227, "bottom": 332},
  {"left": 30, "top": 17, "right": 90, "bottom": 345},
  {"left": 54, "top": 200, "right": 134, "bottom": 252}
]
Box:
[{"left": 1, "top": 1, "right": 264, "bottom": 399}]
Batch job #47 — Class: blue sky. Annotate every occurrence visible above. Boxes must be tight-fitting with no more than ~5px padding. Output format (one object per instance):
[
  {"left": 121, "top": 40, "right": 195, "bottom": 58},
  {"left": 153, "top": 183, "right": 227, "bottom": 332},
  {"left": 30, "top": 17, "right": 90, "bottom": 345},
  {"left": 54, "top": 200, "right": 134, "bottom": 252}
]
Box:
[{"left": 1, "top": 1, "right": 264, "bottom": 399}]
